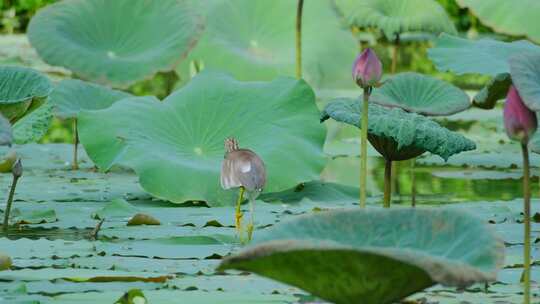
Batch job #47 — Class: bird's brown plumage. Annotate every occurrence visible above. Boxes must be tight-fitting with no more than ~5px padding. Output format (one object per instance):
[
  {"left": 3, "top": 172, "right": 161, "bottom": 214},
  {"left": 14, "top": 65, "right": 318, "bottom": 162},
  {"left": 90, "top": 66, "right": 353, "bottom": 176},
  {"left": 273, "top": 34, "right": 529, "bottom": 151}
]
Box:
[{"left": 220, "top": 138, "right": 266, "bottom": 195}]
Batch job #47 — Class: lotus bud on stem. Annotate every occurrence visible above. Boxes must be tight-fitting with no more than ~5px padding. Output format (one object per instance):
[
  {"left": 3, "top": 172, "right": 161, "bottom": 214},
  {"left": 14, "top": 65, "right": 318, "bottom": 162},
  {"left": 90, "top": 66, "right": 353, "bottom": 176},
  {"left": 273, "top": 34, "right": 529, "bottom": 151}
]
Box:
[
  {"left": 352, "top": 48, "right": 382, "bottom": 208},
  {"left": 503, "top": 85, "right": 536, "bottom": 304},
  {"left": 2, "top": 159, "right": 22, "bottom": 233}
]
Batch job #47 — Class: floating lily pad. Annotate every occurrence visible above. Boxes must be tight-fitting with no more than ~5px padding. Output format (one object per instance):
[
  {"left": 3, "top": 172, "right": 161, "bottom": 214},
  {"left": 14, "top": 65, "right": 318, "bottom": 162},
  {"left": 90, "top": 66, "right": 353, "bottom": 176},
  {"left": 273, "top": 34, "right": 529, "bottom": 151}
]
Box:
[
  {"left": 50, "top": 79, "right": 132, "bottom": 119},
  {"left": 509, "top": 53, "right": 540, "bottom": 111},
  {"left": 457, "top": 0, "right": 540, "bottom": 43},
  {"left": 370, "top": 72, "right": 470, "bottom": 116},
  {"left": 219, "top": 208, "right": 504, "bottom": 304},
  {"left": 333, "top": 0, "right": 456, "bottom": 38},
  {"left": 0, "top": 114, "right": 12, "bottom": 146},
  {"left": 28, "top": 0, "right": 204, "bottom": 88},
  {"left": 79, "top": 72, "right": 326, "bottom": 205},
  {"left": 11, "top": 208, "right": 57, "bottom": 225},
  {"left": 427, "top": 33, "right": 540, "bottom": 76},
  {"left": 0, "top": 66, "right": 52, "bottom": 123},
  {"left": 93, "top": 199, "right": 139, "bottom": 220},
  {"left": 12, "top": 103, "right": 53, "bottom": 144},
  {"left": 472, "top": 73, "right": 512, "bottom": 109},
  {"left": 321, "top": 98, "right": 476, "bottom": 161},
  {"left": 184, "top": 0, "right": 357, "bottom": 90}
]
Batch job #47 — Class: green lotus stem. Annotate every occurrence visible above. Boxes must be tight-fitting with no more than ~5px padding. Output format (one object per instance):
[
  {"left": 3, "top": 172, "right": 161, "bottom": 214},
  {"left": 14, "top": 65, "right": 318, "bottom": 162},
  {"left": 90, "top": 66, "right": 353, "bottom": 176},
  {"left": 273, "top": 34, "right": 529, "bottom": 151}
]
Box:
[
  {"left": 360, "top": 87, "right": 371, "bottom": 208},
  {"left": 520, "top": 143, "right": 531, "bottom": 304},
  {"left": 2, "top": 163, "right": 21, "bottom": 233},
  {"left": 411, "top": 158, "right": 416, "bottom": 207},
  {"left": 295, "top": 0, "right": 304, "bottom": 79},
  {"left": 72, "top": 118, "right": 79, "bottom": 170},
  {"left": 391, "top": 33, "right": 400, "bottom": 74},
  {"left": 383, "top": 159, "right": 392, "bottom": 208}
]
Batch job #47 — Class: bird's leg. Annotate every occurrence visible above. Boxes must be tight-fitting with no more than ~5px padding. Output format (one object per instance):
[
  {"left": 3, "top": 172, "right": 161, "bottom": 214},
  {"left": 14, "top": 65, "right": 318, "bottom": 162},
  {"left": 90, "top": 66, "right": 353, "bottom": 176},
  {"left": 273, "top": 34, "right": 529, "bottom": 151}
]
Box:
[
  {"left": 247, "top": 198, "right": 255, "bottom": 241},
  {"left": 235, "top": 186, "right": 245, "bottom": 235}
]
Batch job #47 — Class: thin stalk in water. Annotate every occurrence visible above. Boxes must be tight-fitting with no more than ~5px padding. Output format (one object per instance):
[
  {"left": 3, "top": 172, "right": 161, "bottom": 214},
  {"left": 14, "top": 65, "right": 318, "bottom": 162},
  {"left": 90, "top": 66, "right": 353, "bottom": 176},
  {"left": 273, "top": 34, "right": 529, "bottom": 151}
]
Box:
[
  {"left": 391, "top": 33, "right": 400, "bottom": 74},
  {"left": 383, "top": 159, "right": 392, "bottom": 208},
  {"left": 360, "top": 87, "right": 371, "bottom": 207},
  {"left": 411, "top": 158, "right": 416, "bottom": 207},
  {"left": 390, "top": 33, "right": 400, "bottom": 197},
  {"left": 72, "top": 118, "right": 79, "bottom": 170},
  {"left": 295, "top": 0, "right": 304, "bottom": 79},
  {"left": 2, "top": 159, "right": 22, "bottom": 233},
  {"left": 521, "top": 142, "right": 531, "bottom": 304}
]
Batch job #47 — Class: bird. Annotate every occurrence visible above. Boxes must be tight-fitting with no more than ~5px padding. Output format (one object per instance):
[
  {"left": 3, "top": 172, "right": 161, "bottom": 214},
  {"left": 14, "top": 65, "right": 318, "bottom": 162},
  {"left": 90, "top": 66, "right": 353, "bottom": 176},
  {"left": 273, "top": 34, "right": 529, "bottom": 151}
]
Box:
[{"left": 220, "top": 137, "right": 266, "bottom": 241}]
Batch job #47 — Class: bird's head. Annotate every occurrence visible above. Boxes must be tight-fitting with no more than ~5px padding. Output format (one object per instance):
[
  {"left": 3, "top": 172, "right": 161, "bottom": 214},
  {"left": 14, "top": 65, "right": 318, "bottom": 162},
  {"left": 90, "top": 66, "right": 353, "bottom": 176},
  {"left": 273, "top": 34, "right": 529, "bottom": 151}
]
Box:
[{"left": 224, "top": 137, "right": 239, "bottom": 153}]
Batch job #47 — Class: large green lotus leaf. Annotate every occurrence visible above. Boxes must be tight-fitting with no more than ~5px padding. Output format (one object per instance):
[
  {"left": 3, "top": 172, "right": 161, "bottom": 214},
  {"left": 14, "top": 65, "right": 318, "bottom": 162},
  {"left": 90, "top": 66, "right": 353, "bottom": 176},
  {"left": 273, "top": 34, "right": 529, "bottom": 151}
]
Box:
[
  {"left": 79, "top": 72, "right": 326, "bottom": 206},
  {"left": 78, "top": 96, "right": 159, "bottom": 170},
  {"left": 333, "top": 0, "right": 456, "bottom": 38},
  {"left": 0, "top": 66, "right": 52, "bottom": 123},
  {"left": 321, "top": 98, "right": 476, "bottom": 160},
  {"left": 427, "top": 33, "right": 540, "bottom": 76},
  {"left": 218, "top": 208, "right": 504, "bottom": 304},
  {"left": 183, "top": 0, "right": 357, "bottom": 90},
  {"left": 509, "top": 53, "right": 540, "bottom": 111},
  {"left": 472, "top": 73, "right": 512, "bottom": 109},
  {"left": 50, "top": 79, "right": 132, "bottom": 119},
  {"left": 457, "top": 0, "right": 540, "bottom": 43},
  {"left": 0, "top": 114, "right": 12, "bottom": 146},
  {"left": 370, "top": 72, "right": 470, "bottom": 116},
  {"left": 28, "top": 0, "right": 203, "bottom": 88},
  {"left": 12, "top": 103, "right": 53, "bottom": 144}
]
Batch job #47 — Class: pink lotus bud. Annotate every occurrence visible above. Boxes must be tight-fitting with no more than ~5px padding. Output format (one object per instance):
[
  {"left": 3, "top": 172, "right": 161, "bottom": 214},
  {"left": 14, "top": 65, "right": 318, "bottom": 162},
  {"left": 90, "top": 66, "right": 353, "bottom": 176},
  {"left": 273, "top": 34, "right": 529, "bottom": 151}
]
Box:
[
  {"left": 352, "top": 48, "right": 382, "bottom": 88},
  {"left": 504, "top": 85, "right": 537, "bottom": 143}
]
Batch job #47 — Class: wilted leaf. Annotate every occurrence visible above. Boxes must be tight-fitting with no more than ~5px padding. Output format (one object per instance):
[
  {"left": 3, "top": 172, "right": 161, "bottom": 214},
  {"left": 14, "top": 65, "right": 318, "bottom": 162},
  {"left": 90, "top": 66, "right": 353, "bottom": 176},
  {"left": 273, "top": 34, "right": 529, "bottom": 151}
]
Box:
[
  {"left": 219, "top": 208, "right": 504, "bottom": 304},
  {"left": 127, "top": 213, "right": 161, "bottom": 226},
  {"left": 28, "top": 0, "right": 204, "bottom": 88},
  {"left": 370, "top": 72, "right": 470, "bottom": 116},
  {"left": 0, "top": 253, "right": 11, "bottom": 270},
  {"left": 79, "top": 72, "right": 326, "bottom": 205}
]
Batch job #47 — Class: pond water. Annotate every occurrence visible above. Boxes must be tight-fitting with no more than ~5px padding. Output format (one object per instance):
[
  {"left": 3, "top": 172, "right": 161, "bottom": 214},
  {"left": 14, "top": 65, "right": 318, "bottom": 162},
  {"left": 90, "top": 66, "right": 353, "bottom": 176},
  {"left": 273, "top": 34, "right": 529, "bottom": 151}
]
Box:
[{"left": 0, "top": 105, "right": 538, "bottom": 303}]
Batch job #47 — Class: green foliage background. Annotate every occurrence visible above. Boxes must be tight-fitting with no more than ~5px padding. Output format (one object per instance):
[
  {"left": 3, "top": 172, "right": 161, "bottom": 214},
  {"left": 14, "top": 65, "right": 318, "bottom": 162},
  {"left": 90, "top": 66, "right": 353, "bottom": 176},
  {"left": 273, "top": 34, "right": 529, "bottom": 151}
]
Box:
[{"left": 0, "top": 0, "right": 523, "bottom": 144}]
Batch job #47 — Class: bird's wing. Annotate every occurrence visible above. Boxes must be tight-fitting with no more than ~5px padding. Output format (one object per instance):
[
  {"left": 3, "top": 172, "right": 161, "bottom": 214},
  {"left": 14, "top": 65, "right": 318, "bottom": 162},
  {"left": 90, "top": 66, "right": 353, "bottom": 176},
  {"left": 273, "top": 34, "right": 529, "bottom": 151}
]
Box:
[
  {"left": 236, "top": 156, "right": 266, "bottom": 192},
  {"left": 220, "top": 159, "right": 242, "bottom": 189}
]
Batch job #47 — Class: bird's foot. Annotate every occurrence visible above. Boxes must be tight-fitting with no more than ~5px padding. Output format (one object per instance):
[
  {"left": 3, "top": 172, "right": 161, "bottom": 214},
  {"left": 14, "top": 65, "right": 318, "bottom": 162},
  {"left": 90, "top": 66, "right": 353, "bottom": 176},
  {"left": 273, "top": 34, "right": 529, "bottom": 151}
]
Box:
[
  {"left": 235, "top": 211, "right": 243, "bottom": 233},
  {"left": 246, "top": 223, "right": 254, "bottom": 241}
]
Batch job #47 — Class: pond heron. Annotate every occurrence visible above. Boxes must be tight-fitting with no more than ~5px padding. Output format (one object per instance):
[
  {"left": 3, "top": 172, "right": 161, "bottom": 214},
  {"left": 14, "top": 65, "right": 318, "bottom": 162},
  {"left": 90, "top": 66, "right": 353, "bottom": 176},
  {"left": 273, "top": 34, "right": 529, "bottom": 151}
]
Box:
[{"left": 220, "top": 137, "right": 266, "bottom": 241}]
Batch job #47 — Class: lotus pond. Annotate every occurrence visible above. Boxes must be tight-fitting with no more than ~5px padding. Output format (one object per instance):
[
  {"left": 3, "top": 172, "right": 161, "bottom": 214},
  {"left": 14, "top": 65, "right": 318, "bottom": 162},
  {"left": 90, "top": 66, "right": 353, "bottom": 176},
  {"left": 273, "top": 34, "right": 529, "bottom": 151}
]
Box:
[{"left": 0, "top": 0, "right": 539, "bottom": 303}]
